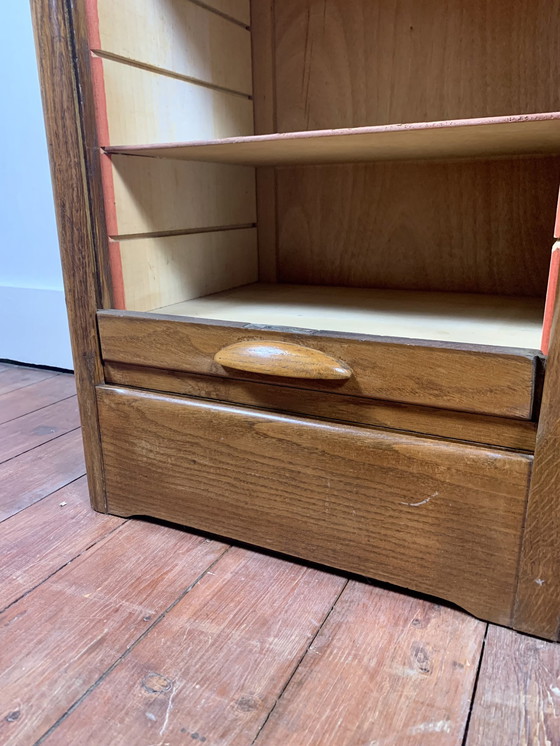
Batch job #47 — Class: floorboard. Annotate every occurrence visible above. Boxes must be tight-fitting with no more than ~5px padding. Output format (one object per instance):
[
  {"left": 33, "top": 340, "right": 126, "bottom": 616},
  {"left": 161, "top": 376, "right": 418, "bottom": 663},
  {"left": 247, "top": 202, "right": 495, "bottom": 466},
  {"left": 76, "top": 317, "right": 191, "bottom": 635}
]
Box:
[
  {"left": 0, "top": 395, "right": 80, "bottom": 463},
  {"left": 0, "top": 476, "right": 122, "bottom": 612},
  {"left": 0, "top": 520, "right": 228, "bottom": 745},
  {"left": 253, "top": 581, "right": 485, "bottom": 746},
  {"left": 0, "top": 373, "right": 76, "bottom": 425},
  {"left": 0, "top": 429, "right": 85, "bottom": 521},
  {"left": 0, "top": 366, "right": 58, "bottom": 395},
  {"left": 42, "top": 548, "right": 347, "bottom": 745},
  {"left": 466, "top": 625, "right": 560, "bottom": 745},
  {"left": 0, "top": 363, "right": 558, "bottom": 746}
]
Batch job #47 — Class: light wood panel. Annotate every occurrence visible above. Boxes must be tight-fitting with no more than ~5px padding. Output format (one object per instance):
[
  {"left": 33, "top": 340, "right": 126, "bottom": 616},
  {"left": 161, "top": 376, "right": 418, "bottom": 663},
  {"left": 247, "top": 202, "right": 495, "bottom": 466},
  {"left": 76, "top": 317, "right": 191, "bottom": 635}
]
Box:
[
  {"left": 255, "top": 582, "right": 484, "bottom": 746},
  {"left": 0, "top": 429, "right": 85, "bottom": 522},
  {"left": 119, "top": 228, "right": 258, "bottom": 311},
  {"left": 108, "top": 114, "right": 560, "bottom": 165},
  {"left": 39, "top": 548, "right": 345, "bottom": 745},
  {"left": 156, "top": 283, "right": 545, "bottom": 349},
  {"left": 466, "top": 626, "right": 560, "bottom": 744},
  {"left": 94, "top": 0, "right": 252, "bottom": 95},
  {"left": 0, "top": 477, "right": 122, "bottom": 612},
  {"left": 110, "top": 155, "right": 256, "bottom": 237},
  {"left": 0, "top": 397, "right": 80, "bottom": 464},
  {"left": 202, "top": 0, "right": 250, "bottom": 26},
  {"left": 100, "top": 58, "right": 253, "bottom": 146},
  {"left": 276, "top": 158, "right": 560, "bottom": 297},
  {"left": 99, "top": 386, "right": 532, "bottom": 623},
  {"left": 0, "top": 520, "right": 227, "bottom": 746},
  {"left": 97, "top": 310, "right": 539, "bottom": 418},
  {"left": 103, "top": 363, "right": 538, "bottom": 452},
  {"left": 274, "top": 0, "right": 560, "bottom": 131}
]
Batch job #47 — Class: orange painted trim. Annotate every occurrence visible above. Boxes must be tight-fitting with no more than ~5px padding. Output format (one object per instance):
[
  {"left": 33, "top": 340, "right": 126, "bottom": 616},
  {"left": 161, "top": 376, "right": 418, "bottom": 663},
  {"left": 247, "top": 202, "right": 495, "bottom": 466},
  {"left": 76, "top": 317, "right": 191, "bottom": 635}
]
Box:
[
  {"left": 83, "top": 0, "right": 125, "bottom": 308},
  {"left": 84, "top": 0, "right": 101, "bottom": 49},
  {"left": 541, "top": 244, "right": 560, "bottom": 355}
]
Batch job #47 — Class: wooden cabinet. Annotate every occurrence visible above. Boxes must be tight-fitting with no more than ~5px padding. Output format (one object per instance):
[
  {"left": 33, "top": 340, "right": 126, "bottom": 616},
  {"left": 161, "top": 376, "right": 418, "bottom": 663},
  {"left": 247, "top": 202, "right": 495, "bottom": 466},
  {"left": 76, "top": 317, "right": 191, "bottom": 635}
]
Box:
[{"left": 32, "top": 0, "right": 560, "bottom": 638}]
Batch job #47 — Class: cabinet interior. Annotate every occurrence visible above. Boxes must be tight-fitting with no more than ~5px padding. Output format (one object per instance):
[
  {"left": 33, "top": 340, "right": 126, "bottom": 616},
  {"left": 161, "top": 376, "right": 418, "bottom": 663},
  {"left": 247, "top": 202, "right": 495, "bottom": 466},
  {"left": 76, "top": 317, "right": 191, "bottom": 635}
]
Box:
[{"left": 88, "top": 0, "right": 560, "bottom": 351}]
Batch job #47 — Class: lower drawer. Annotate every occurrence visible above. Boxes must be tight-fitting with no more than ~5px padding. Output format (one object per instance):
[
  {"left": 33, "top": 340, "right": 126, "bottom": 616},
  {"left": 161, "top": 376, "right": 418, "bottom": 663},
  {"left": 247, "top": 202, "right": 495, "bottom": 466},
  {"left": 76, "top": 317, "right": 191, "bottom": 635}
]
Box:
[{"left": 97, "top": 385, "right": 532, "bottom": 626}]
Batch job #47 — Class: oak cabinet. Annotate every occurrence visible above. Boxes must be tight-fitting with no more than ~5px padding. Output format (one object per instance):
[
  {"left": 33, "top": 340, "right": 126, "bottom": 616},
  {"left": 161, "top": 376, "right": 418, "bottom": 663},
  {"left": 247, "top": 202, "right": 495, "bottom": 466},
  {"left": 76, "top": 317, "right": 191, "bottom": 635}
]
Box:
[{"left": 32, "top": 0, "right": 560, "bottom": 638}]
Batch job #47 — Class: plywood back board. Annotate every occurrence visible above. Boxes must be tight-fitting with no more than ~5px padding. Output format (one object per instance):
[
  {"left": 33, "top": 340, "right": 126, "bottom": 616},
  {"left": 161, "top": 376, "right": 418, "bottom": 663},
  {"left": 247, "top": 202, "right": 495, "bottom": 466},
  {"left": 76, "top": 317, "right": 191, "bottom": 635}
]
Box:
[
  {"left": 274, "top": 0, "right": 560, "bottom": 131},
  {"left": 276, "top": 157, "right": 560, "bottom": 297}
]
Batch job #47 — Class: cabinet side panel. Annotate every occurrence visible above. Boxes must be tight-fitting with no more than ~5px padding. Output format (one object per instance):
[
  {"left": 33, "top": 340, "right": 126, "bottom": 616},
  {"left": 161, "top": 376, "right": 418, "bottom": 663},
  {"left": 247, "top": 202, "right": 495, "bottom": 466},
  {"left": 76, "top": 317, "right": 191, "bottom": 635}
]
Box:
[
  {"left": 515, "top": 285, "right": 560, "bottom": 639},
  {"left": 30, "top": 0, "right": 107, "bottom": 510}
]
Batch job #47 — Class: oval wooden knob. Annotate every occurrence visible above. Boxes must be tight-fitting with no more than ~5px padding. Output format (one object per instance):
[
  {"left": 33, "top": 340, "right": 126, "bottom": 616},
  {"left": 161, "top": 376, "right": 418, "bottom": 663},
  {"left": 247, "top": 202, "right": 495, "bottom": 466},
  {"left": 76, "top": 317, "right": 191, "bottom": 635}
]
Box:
[{"left": 214, "top": 341, "right": 352, "bottom": 380}]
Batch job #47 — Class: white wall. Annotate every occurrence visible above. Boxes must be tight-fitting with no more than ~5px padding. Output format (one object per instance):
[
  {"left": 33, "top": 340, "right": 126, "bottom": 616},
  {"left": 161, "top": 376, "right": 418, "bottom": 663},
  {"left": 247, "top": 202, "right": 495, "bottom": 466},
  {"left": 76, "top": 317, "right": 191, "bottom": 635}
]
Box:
[{"left": 0, "top": 2, "right": 73, "bottom": 369}]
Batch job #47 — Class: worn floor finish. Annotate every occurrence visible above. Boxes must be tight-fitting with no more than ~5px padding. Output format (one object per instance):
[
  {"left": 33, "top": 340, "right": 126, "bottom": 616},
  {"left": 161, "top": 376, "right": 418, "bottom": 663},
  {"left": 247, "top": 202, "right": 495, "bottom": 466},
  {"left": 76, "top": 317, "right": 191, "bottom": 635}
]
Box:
[{"left": 0, "top": 363, "right": 559, "bottom": 745}]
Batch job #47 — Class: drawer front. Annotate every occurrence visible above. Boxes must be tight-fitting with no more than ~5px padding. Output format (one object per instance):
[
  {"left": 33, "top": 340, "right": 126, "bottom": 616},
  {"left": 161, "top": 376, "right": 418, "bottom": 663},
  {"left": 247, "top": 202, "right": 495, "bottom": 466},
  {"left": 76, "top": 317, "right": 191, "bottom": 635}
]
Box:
[
  {"left": 98, "top": 311, "right": 539, "bottom": 419},
  {"left": 98, "top": 386, "right": 532, "bottom": 625}
]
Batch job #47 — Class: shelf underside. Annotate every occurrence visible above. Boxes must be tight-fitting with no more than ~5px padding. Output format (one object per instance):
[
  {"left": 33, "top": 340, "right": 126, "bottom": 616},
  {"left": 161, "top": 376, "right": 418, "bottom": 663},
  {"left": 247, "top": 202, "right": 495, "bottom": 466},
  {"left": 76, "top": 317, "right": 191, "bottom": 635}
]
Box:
[
  {"left": 154, "top": 284, "right": 544, "bottom": 350},
  {"left": 106, "top": 114, "right": 560, "bottom": 166}
]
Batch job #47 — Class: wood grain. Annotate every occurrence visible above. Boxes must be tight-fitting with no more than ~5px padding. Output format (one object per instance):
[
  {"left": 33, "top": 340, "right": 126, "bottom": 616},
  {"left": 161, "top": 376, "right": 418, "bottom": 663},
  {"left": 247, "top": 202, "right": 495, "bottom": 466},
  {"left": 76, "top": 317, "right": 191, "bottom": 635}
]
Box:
[
  {"left": 100, "top": 57, "right": 253, "bottom": 147},
  {"left": 97, "top": 311, "right": 539, "bottom": 419},
  {"left": 514, "top": 271, "right": 560, "bottom": 639},
  {"left": 104, "top": 362, "right": 538, "bottom": 452},
  {"left": 94, "top": 0, "right": 253, "bottom": 95},
  {"left": 255, "top": 582, "right": 485, "bottom": 746},
  {"left": 40, "top": 547, "right": 346, "bottom": 745},
  {"left": 276, "top": 157, "right": 560, "bottom": 297},
  {"left": 0, "top": 520, "right": 227, "bottom": 746},
  {"left": 274, "top": 0, "right": 560, "bottom": 130},
  {"left": 0, "top": 397, "right": 80, "bottom": 464},
  {"left": 0, "top": 429, "right": 85, "bottom": 522},
  {"left": 119, "top": 229, "right": 258, "bottom": 312},
  {"left": 466, "top": 625, "right": 560, "bottom": 745},
  {"left": 214, "top": 340, "right": 352, "bottom": 380},
  {"left": 99, "top": 386, "right": 531, "bottom": 624},
  {"left": 251, "top": 0, "right": 277, "bottom": 282},
  {"left": 31, "top": 0, "right": 108, "bottom": 510},
  {"left": 0, "top": 367, "right": 57, "bottom": 396},
  {"left": 200, "top": 0, "right": 250, "bottom": 26},
  {"left": 0, "top": 476, "right": 122, "bottom": 612},
  {"left": 110, "top": 155, "right": 256, "bottom": 238},
  {"left": 158, "top": 283, "right": 544, "bottom": 350},
  {"left": 108, "top": 114, "right": 560, "bottom": 165},
  {"left": 0, "top": 374, "right": 76, "bottom": 425}
]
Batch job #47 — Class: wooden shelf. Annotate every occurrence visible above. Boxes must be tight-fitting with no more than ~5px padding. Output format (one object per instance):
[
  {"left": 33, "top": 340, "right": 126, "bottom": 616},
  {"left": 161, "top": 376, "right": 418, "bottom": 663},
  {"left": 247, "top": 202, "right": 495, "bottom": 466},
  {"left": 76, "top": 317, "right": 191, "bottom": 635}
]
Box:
[
  {"left": 106, "top": 113, "right": 560, "bottom": 166},
  {"left": 154, "top": 284, "right": 545, "bottom": 350}
]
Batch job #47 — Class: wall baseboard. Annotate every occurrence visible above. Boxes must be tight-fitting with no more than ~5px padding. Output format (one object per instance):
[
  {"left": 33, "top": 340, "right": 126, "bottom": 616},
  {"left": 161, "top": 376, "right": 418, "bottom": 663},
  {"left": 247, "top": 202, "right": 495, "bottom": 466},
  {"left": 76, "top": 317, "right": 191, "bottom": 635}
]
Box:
[{"left": 0, "top": 285, "right": 73, "bottom": 369}]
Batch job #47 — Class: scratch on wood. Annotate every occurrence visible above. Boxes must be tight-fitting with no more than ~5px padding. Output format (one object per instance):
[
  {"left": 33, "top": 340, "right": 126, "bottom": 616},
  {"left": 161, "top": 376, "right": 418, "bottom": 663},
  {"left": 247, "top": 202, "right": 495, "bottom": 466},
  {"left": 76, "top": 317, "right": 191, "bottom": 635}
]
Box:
[{"left": 401, "top": 492, "right": 439, "bottom": 507}]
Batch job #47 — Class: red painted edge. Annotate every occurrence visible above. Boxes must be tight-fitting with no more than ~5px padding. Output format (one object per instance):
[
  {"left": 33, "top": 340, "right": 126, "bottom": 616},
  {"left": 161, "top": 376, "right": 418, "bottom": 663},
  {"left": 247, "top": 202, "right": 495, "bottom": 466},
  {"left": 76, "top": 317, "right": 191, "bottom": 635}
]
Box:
[
  {"left": 83, "top": 0, "right": 125, "bottom": 309},
  {"left": 555, "top": 187, "right": 560, "bottom": 239},
  {"left": 84, "top": 0, "right": 101, "bottom": 49},
  {"left": 541, "top": 244, "right": 560, "bottom": 356}
]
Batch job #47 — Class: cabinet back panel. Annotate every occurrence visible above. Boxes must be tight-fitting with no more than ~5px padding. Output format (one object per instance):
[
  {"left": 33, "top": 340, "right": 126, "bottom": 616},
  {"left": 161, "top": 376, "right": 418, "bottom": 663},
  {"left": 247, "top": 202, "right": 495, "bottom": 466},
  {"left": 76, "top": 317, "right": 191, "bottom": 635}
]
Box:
[
  {"left": 276, "top": 157, "right": 560, "bottom": 296},
  {"left": 274, "top": 0, "right": 560, "bottom": 131}
]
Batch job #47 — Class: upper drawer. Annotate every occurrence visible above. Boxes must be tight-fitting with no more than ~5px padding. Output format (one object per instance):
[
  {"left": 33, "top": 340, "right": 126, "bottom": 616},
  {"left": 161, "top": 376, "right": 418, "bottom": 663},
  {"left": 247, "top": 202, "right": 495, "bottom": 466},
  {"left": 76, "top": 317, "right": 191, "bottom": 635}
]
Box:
[{"left": 97, "top": 310, "right": 540, "bottom": 419}]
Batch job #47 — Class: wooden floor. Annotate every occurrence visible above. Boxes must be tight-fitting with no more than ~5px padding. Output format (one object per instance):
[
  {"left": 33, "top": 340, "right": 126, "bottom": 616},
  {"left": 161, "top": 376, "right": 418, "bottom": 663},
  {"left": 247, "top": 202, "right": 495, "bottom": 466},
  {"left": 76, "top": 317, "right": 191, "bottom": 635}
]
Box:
[{"left": 1, "top": 362, "right": 560, "bottom": 746}]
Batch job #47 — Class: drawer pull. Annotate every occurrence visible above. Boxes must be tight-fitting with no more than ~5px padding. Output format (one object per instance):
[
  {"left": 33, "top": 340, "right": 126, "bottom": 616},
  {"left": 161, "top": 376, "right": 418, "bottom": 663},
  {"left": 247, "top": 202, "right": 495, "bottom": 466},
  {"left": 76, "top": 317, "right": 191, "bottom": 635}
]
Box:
[{"left": 214, "top": 341, "right": 352, "bottom": 380}]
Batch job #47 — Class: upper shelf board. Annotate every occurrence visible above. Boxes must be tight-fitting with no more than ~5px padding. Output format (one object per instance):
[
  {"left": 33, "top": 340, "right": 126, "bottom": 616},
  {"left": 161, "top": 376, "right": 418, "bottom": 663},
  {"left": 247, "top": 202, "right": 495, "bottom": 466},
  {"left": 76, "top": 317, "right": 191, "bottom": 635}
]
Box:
[{"left": 105, "top": 113, "right": 560, "bottom": 166}]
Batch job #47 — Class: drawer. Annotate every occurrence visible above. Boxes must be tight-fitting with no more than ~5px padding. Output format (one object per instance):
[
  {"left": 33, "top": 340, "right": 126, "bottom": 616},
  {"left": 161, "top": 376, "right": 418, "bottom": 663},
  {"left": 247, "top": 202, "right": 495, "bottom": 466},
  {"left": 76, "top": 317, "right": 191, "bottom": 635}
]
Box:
[
  {"left": 98, "top": 385, "right": 532, "bottom": 625},
  {"left": 97, "top": 310, "right": 541, "bottom": 419}
]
